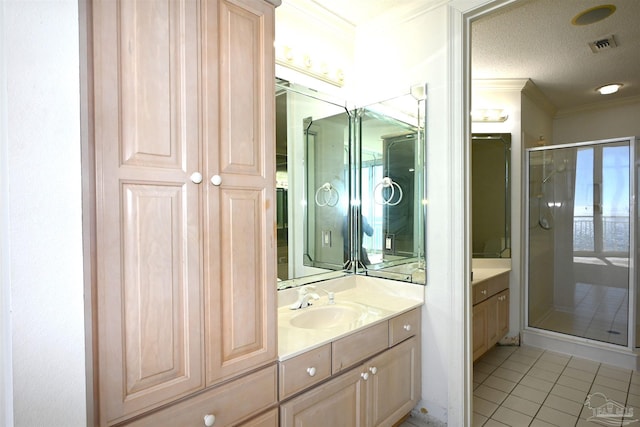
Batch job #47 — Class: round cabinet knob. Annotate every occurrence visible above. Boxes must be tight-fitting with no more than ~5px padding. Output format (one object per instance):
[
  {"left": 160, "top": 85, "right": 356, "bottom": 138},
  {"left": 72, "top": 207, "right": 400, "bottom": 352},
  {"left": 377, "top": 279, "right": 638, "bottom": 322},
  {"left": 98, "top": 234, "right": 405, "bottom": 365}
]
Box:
[
  {"left": 403, "top": 324, "right": 412, "bottom": 331},
  {"left": 306, "top": 367, "right": 317, "bottom": 377},
  {"left": 369, "top": 366, "right": 378, "bottom": 375},
  {"left": 210, "top": 175, "right": 222, "bottom": 186},
  {"left": 204, "top": 414, "right": 216, "bottom": 427},
  {"left": 361, "top": 372, "right": 369, "bottom": 380},
  {"left": 190, "top": 172, "right": 203, "bottom": 184}
]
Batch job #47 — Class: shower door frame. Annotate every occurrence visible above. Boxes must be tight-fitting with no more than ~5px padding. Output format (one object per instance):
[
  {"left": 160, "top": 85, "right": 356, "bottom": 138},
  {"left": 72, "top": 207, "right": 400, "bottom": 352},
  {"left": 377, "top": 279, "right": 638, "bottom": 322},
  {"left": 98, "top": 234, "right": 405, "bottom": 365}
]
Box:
[{"left": 523, "top": 136, "right": 638, "bottom": 353}]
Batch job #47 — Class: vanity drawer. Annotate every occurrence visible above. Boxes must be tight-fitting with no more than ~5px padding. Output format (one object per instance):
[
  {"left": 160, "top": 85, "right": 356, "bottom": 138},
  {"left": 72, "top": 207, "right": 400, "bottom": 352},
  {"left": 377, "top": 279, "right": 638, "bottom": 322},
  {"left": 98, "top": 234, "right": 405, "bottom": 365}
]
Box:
[
  {"left": 473, "top": 282, "right": 490, "bottom": 305},
  {"left": 488, "top": 272, "right": 509, "bottom": 295},
  {"left": 389, "top": 308, "right": 420, "bottom": 346},
  {"left": 125, "top": 365, "right": 277, "bottom": 427},
  {"left": 279, "top": 344, "right": 331, "bottom": 400},
  {"left": 240, "top": 408, "right": 278, "bottom": 427},
  {"left": 332, "top": 321, "right": 388, "bottom": 374}
]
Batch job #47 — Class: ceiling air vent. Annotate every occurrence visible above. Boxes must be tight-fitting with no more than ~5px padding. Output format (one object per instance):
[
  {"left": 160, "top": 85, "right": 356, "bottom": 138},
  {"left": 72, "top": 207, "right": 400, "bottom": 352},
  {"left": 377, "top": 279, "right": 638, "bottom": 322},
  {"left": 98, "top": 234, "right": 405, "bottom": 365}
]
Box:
[{"left": 589, "top": 35, "right": 617, "bottom": 53}]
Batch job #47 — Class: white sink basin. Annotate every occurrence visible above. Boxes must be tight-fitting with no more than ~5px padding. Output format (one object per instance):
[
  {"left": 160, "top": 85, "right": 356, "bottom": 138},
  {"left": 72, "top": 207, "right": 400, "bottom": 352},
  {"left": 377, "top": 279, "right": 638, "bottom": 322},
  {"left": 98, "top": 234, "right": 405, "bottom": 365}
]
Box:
[{"left": 289, "top": 302, "right": 367, "bottom": 329}]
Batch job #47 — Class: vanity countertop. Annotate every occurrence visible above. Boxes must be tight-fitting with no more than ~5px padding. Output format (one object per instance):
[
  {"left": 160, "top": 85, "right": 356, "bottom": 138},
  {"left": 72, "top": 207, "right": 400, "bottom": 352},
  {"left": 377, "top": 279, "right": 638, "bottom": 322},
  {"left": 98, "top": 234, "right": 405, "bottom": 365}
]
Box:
[
  {"left": 277, "top": 276, "right": 424, "bottom": 361},
  {"left": 472, "top": 267, "right": 511, "bottom": 285}
]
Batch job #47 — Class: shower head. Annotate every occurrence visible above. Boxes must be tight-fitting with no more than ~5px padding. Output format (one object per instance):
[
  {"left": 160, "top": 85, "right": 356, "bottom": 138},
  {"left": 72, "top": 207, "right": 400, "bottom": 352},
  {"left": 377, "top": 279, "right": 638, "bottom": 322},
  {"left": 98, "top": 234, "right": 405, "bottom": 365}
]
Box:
[{"left": 542, "top": 159, "right": 568, "bottom": 184}]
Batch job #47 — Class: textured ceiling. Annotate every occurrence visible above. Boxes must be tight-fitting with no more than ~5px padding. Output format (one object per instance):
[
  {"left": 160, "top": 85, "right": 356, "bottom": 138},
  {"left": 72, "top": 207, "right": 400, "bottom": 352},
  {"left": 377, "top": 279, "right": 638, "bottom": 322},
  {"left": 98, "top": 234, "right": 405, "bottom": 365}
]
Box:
[
  {"left": 311, "top": 0, "right": 640, "bottom": 113},
  {"left": 472, "top": 0, "right": 640, "bottom": 112}
]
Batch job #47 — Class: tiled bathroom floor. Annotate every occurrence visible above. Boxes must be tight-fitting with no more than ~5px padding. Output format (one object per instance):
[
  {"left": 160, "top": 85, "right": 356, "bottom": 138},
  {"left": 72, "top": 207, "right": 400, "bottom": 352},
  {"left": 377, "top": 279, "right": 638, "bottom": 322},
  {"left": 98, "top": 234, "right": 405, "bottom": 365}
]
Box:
[
  {"left": 473, "top": 344, "right": 640, "bottom": 426},
  {"left": 398, "top": 344, "right": 640, "bottom": 427}
]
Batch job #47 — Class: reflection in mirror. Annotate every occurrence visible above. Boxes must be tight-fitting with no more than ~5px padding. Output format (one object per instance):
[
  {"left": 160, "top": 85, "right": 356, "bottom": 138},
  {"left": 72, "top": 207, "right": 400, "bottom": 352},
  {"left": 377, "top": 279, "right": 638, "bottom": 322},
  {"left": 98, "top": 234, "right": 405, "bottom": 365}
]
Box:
[
  {"left": 276, "top": 81, "right": 350, "bottom": 289},
  {"left": 276, "top": 81, "right": 427, "bottom": 289},
  {"left": 357, "top": 92, "right": 426, "bottom": 284},
  {"left": 303, "top": 111, "right": 351, "bottom": 270},
  {"left": 471, "top": 133, "right": 511, "bottom": 258}
]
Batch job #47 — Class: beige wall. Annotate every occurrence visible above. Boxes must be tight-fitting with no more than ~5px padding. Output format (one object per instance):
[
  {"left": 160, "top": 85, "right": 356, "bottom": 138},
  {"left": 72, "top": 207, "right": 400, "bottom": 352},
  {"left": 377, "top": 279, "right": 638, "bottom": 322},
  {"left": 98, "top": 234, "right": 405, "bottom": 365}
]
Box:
[
  {"left": 2, "top": 1, "right": 87, "bottom": 425},
  {"left": 553, "top": 99, "right": 640, "bottom": 144}
]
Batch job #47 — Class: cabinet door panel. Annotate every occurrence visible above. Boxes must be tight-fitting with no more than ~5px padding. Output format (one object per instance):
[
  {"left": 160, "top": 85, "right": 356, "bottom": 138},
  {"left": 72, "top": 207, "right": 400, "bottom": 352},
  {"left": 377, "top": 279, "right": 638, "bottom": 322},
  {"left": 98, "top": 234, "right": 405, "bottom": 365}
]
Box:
[
  {"left": 204, "top": 0, "right": 277, "bottom": 385},
  {"left": 218, "top": 0, "right": 273, "bottom": 178},
  {"left": 497, "top": 290, "right": 509, "bottom": 339},
  {"left": 121, "top": 183, "right": 200, "bottom": 395},
  {"left": 368, "top": 337, "right": 420, "bottom": 427},
  {"left": 118, "top": 0, "right": 197, "bottom": 169},
  {"left": 280, "top": 368, "right": 367, "bottom": 427},
  {"left": 487, "top": 295, "right": 499, "bottom": 347},
  {"left": 472, "top": 302, "right": 488, "bottom": 361},
  {"left": 94, "top": 0, "right": 203, "bottom": 423}
]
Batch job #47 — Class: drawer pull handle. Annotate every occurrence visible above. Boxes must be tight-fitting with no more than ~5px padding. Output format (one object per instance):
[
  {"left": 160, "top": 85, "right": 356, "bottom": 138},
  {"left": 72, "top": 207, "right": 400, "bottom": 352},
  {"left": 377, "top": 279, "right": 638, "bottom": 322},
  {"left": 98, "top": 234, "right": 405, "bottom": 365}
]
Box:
[
  {"left": 204, "top": 414, "right": 216, "bottom": 427},
  {"left": 190, "top": 172, "right": 203, "bottom": 184},
  {"left": 481, "top": 290, "right": 487, "bottom": 295},
  {"left": 369, "top": 366, "right": 378, "bottom": 375},
  {"left": 361, "top": 372, "right": 369, "bottom": 380},
  {"left": 403, "top": 324, "right": 412, "bottom": 331},
  {"left": 306, "top": 367, "right": 317, "bottom": 377}
]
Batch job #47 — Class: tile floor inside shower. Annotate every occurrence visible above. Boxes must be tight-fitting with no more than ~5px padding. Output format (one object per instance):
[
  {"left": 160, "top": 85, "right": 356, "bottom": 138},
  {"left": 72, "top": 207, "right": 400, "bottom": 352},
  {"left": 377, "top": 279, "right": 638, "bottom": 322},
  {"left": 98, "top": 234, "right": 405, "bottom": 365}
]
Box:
[
  {"left": 400, "top": 344, "right": 640, "bottom": 427},
  {"left": 529, "top": 282, "right": 629, "bottom": 346}
]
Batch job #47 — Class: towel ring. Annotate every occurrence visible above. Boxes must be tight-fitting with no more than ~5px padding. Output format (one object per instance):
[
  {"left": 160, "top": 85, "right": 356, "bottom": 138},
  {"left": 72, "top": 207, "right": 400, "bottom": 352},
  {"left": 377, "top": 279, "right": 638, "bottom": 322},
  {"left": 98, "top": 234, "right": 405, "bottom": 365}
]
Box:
[
  {"left": 315, "top": 182, "right": 339, "bottom": 207},
  {"left": 374, "top": 177, "right": 403, "bottom": 206}
]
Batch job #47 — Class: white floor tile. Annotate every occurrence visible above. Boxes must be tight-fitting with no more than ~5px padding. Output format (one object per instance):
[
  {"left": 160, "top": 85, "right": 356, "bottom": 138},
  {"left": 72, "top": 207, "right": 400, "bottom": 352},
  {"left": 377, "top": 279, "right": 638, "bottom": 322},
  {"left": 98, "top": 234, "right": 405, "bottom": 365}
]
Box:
[
  {"left": 491, "top": 406, "right": 533, "bottom": 426},
  {"left": 473, "top": 345, "right": 640, "bottom": 427},
  {"left": 500, "top": 394, "right": 541, "bottom": 417}
]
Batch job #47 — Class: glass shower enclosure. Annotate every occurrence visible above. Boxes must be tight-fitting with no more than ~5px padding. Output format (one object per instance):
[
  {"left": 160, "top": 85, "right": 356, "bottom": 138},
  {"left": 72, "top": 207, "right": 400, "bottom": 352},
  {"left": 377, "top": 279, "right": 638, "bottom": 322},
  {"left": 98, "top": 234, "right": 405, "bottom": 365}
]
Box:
[{"left": 525, "top": 137, "right": 638, "bottom": 347}]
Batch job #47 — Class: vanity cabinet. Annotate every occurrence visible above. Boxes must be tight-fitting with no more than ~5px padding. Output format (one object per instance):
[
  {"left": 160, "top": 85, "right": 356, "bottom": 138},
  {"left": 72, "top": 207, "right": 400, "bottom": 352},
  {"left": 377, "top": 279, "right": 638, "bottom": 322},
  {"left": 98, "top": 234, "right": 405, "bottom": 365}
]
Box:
[
  {"left": 124, "top": 365, "right": 278, "bottom": 427},
  {"left": 92, "top": 0, "right": 278, "bottom": 424},
  {"left": 472, "top": 272, "right": 510, "bottom": 361},
  {"left": 280, "top": 309, "right": 421, "bottom": 427}
]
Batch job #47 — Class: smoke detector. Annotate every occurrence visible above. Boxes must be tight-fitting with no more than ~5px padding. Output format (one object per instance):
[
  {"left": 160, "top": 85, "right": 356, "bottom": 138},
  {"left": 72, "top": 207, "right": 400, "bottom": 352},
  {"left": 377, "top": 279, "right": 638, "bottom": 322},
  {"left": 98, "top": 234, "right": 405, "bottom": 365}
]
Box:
[{"left": 589, "top": 35, "right": 617, "bottom": 53}]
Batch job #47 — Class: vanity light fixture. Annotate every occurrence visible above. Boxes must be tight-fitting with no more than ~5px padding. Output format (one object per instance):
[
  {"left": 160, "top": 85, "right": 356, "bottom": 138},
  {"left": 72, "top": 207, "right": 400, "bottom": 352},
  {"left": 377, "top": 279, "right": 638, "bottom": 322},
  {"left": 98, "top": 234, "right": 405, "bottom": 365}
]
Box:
[
  {"left": 275, "top": 44, "right": 345, "bottom": 87},
  {"left": 471, "top": 108, "right": 509, "bottom": 122},
  {"left": 596, "top": 83, "right": 622, "bottom": 95}
]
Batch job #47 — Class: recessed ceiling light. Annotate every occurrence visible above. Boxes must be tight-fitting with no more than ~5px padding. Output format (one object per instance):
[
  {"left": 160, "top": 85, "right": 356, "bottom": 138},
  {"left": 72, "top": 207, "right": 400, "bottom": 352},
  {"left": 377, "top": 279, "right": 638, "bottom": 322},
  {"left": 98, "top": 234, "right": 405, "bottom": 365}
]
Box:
[
  {"left": 596, "top": 83, "right": 623, "bottom": 95},
  {"left": 572, "top": 4, "right": 616, "bottom": 26}
]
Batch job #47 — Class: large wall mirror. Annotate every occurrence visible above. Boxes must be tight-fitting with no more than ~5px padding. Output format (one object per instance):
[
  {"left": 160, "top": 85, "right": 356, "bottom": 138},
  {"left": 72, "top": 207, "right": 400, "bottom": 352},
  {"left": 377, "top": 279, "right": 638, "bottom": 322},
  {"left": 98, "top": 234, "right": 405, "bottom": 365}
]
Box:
[
  {"left": 276, "top": 81, "right": 427, "bottom": 288},
  {"left": 471, "top": 133, "right": 511, "bottom": 258}
]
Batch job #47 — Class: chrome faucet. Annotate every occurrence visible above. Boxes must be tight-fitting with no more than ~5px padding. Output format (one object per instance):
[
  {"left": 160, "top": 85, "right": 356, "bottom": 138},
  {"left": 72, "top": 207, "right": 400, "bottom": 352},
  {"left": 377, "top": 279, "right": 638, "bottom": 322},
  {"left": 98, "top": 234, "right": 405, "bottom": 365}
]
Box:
[{"left": 289, "top": 286, "right": 320, "bottom": 310}]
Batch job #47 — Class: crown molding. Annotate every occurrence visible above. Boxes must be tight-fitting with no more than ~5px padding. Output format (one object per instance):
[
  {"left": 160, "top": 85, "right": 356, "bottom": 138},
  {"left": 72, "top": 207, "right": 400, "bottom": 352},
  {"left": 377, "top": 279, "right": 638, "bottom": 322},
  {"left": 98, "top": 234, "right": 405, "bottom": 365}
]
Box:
[
  {"left": 555, "top": 94, "right": 640, "bottom": 119},
  {"left": 473, "top": 78, "right": 528, "bottom": 92}
]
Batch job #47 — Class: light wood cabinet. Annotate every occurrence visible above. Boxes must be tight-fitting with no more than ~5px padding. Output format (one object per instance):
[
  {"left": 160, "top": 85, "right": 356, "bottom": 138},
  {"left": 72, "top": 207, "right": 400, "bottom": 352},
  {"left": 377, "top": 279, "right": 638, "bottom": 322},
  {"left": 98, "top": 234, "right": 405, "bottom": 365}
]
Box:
[
  {"left": 241, "top": 408, "right": 279, "bottom": 427},
  {"left": 367, "top": 338, "right": 420, "bottom": 427},
  {"left": 280, "top": 337, "right": 419, "bottom": 427},
  {"left": 279, "top": 309, "right": 421, "bottom": 427},
  {"left": 472, "top": 272, "right": 510, "bottom": 361},
  {"left": 496, "top": 289, "right": 510, "bottom": 339},
  {"left": 280, "top": 364, "right": 368, "bottom": 427},
  {"left": 472, "top": 301, "right": 489, "bottom": 361},
  {"left": 92, "top": 0, "right": 278, "bottom": 424},
  {"left": 125, "top": 365, "right": 277, "bottom": 427}
]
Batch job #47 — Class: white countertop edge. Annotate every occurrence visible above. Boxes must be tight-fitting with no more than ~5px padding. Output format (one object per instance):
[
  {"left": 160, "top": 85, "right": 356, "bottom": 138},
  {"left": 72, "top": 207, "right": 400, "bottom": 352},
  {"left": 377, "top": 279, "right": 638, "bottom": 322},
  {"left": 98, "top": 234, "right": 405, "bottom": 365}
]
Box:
[{"left": 471, "top": 267, "right": 511, "bottom": 285}]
